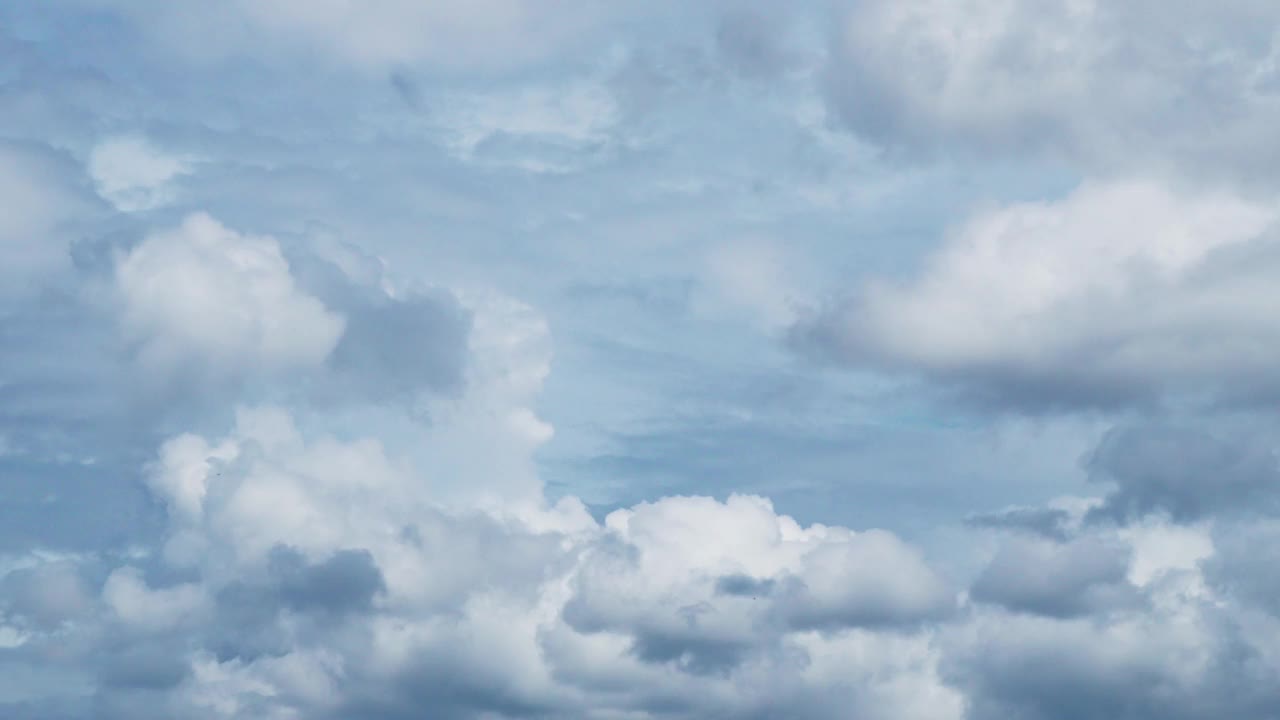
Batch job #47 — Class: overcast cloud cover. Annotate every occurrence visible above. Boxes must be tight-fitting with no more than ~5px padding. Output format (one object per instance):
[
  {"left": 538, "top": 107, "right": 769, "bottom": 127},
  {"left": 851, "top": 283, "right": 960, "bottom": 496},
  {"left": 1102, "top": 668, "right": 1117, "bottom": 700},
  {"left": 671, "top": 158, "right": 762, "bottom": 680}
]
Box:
[{"left": 4, "top": 1, "right": 1280, "bottom": 718}]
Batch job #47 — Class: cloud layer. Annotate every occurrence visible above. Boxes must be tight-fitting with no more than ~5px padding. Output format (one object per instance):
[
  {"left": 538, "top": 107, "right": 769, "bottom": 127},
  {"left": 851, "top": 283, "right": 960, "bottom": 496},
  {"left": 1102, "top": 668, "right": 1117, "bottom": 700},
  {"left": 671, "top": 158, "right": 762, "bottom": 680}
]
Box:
[{"left": 6, "top": 1, "right": 1280, "bottom": 718}]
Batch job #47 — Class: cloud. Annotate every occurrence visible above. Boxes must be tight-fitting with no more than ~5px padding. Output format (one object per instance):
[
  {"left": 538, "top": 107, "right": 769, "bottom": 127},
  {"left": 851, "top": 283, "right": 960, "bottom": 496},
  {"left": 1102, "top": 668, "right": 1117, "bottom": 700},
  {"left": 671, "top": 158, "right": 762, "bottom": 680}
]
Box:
[
  {"left": 1204, "top": 520, "right": 1280, "bottom": 616},
  {"left": 969, "top": 536, "right": 1140, "bottom": 617},
  {"left": 564, "top": 495, "right": 952, "bottom": 675},
  {"left": 87, "top": 136, "right": 191, "bottom": 212},
  {"left": 115, "top": 213, "right": 346, "bottom": 378},
  {"left": 0, "top": 403, "right": 965, "bottom": 719},
  {"left": 0, "top": 560, "right": 93, "bottom": 630},
  {"left": 432, "top": 80, "right": 623, "bottom": 173},
  {"left": 1086, "top": 423, "right": 1280, "bottom": 524},
  {"left": 825, "top": 0, "right": 1280, "bottom": 182},
  {"left": 942, "top": 609, "right": 1223, "bottom": 720},
  {"left": 85, "top": 0, "right": 655, "bottom": 72},
  {"left": 794, "top": 180, "right": 1280, "bottom": 409},
  {"left": 0, "top": 141, "right": 96, "bottom": 299},
  {"left": 13, "top": 4, "right": 1280, "bottom": 718},
  {"left": 285, "top": 238, "right": 472, "bottom": 400},
  {"left": 966, "top": 506, "right": 1074, "bottom": 541}
]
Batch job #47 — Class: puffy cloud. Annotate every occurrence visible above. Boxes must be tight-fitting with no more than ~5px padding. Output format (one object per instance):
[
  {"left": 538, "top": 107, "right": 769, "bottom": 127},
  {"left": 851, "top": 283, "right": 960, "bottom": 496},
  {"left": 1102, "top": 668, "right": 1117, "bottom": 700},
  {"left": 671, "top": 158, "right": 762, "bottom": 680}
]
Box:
[
  {"left": 0, "top": 403, "right": 965, "bottom": 719},
  {"left": 942, "top": 608, "right": 1224, "bottom": 720},
  {"left": 1086, "top": 423, "right": 1280, "bottom": 523},
  {"left": 826, "top": 0, "right": 1280, "bottom": 182},
  {"left": 102, "top": 567, "right": 208, "bottom": 632},
  {"left": 0, "top": 208, "right": 471, "bottom": 558},
  {"left": 941, "top": 513, "right": 1278, "bottom": 720},
  {"left": 13, "top": 3, "right": 1280, "bottom": 718},
  {"left": 115, "top": 213, "right": 345, "bottom": 378},
  {"left": 87, "top": 136, "right": 191, "bottom": 212},
  {"left": 564, "top": 495, "right": 952, "bottom": 675},
  {"left": 969, "top": 536, "right": 1140, "bottom": 617},
  {"left": 795, "top": 180, "right": 1280, "bottom": 409},
  {"left": 285, "top": 237, "right": 472, "bottom": 401}
]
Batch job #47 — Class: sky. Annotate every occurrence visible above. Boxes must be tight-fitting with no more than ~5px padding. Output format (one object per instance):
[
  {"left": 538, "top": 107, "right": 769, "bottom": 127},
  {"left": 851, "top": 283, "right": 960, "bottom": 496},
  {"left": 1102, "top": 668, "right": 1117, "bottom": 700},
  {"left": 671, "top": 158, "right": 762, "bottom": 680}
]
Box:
[{"left": 4, "top": 1, "right": 1280, "bottom": 718}]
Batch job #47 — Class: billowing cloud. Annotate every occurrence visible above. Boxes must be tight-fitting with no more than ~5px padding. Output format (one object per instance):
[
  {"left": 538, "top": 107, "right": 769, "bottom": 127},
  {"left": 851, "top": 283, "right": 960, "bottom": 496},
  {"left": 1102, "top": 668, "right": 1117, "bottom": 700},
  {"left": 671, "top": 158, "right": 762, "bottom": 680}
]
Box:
[
  {"left": 1086, "top": 423, "right": 1280, "bottom": 523},
  {"left": 795, "top": 180, "right": 1280, "bottom": 409},
  {"left": 970, "top": 536, "right": 1139, "bottom": 617},
  {"left": 564, "top": 495, "right": 952, "bottom": 674},
  {"left": 115, "top": 213, "right": 345, "bottom": 378},
  {"left": 0, "top": 405, "right": 964, "bottom": 719},
  {"left": 826, "top": 0, "right": 1280, "bottom": 182},
  {"left": 10, "top": 2, "right": 1280, "bottom": 718}
]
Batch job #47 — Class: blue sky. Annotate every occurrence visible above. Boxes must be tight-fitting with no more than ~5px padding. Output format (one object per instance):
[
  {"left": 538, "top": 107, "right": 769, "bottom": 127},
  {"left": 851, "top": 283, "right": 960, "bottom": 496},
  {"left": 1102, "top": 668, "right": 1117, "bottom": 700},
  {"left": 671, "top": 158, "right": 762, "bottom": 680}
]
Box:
[{"left": 5, "top": 2, "right": 1280, "bottom": 718}]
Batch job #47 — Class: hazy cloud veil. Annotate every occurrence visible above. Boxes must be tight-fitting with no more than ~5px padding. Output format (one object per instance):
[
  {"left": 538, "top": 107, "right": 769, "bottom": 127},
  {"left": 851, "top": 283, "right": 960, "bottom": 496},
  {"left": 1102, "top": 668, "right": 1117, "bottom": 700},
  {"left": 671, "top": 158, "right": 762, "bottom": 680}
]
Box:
[{"left": 3, "top": 1, "right": 1280, "bottom": 718}]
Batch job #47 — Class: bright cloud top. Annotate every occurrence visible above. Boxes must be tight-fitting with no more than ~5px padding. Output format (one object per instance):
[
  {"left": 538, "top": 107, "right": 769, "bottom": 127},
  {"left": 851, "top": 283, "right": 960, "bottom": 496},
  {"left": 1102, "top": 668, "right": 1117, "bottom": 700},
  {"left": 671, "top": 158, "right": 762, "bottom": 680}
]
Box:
[
  {"left": 115, "top": 213, "right": 345, "bottom": 377},
  {"left": 7, "top": 1, "right": 1280, "bottom": 719},
  {"left": 800, "top": 180, "right": 1280, "bottom": 407}
]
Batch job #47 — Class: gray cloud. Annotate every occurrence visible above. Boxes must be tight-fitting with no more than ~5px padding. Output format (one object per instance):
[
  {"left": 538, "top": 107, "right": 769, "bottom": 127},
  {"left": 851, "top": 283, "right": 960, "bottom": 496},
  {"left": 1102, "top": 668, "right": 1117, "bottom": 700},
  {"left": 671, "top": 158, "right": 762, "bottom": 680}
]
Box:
[
  {"left": 970, "top": 537, "right": 1139, "bottom": 618},
  {"left": 714, "top": 573, "right": 776, "bottom": 598},
  {"left": 1204, "top": 521, "right": 1280, "bottom": 616},
  {"left": 1086, "top": 423, "right": 1280, "bottom": 524},
  {"left": 269, "top": 546, "right": 386, "bottom": 615},
  {"left": 966, "top": 507, "right": 1073, "bottom": 541}
]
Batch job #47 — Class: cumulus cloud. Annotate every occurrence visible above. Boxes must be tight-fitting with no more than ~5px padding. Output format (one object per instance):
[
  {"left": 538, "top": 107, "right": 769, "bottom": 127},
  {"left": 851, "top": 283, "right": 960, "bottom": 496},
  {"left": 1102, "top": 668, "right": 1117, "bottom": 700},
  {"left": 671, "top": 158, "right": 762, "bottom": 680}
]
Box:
[
  {"left": 115, "top": 213, "right": 345, "bottom": 378},
  {"left": 13, "top": 3, "right": 1280, "bottom": 718},
  {"left": 564, "top": 495, "right": 952, "bottom": 674},
  {"left": 940, "top": 512, "right": 1280, "bottom": 720},
  {"left": 826, "top": 0, "right": 1280, "bottom": 182},
  {"left": 795, "top": 180, "right": 1280, "bottom": 409},
  {"left": 0, "top": 405, "right": 964, "bottom": 719},
  {"left": 969, "top": 536, "right": 1140, "bottom": 618},
  {"left": 1086, "top": 423, "right": 1280, "bottom": 523},
  {"left": 942, "top": 608, "right": 1227, "bottom": 720}
]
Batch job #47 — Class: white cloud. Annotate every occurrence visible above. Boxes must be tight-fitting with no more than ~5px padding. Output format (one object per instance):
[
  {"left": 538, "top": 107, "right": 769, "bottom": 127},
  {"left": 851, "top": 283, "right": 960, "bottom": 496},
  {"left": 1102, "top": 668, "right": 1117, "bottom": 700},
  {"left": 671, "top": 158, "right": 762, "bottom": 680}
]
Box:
[
  {"left": 115, "top": 213, "right": 345, "bottom": 378},
  {"left": 88, "top": 136, "right": 191, "bottom": 212},
  {"left": 827, "top": 0, "right": 1280, "bottom": 181},
  {"left": 102, "top": 566, "right": 207, "bottom": 632},
  {"left": 0, "top": 142, "right": 89, "bottom": 299},
  {"left": 15, "top": 396, "right": 962, "bottom": 719},
  {"left": 799, "top": 180, "right": 1280, "bottom": 407}
]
